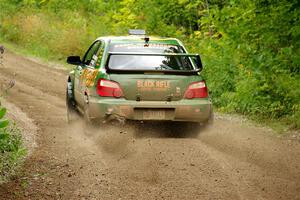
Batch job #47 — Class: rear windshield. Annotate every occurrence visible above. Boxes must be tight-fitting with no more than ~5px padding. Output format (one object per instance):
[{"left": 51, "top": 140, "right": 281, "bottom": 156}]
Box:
[{"left": 108, "top": 43, "right": 194, "bottom": 71}]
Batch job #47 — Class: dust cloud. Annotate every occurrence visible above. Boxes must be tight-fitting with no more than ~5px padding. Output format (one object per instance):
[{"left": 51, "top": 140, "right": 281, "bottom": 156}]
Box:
[
  {"left": 65, "top": 119, "right": 204, "bottom": 185},
  {"left": 66, "top": 119, "right": 204, "bottom": 155}
]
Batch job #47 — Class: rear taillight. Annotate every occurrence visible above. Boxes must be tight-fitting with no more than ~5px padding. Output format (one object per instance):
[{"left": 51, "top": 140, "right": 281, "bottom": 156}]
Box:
[
  {"left": 184, "top": 81, "right": 208, "bottom": 99},
  {"left": 97, "top": 79, "right": 123, "bottom": 98}
]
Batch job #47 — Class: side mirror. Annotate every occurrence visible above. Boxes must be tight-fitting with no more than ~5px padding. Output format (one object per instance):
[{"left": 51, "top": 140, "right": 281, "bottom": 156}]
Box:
[
  {"left": 67, "top": 56, "right": 82, "bottom": 65},
  {"left": 192, "top": 55, "right": 203, "bottom": 72}
]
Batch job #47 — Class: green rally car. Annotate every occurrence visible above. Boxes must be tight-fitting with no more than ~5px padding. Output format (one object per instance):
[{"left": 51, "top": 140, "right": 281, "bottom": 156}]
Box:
[{"left": 66, "top": 30, "right": 212, "bottom": 128}]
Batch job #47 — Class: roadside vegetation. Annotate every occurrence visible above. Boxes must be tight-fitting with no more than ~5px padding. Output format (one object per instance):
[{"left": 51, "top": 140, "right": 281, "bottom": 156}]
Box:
[
  {"left": 0, "top": 0, "right": 299, "bottom": 130},
  {"left": 0, "top": 46, "right": 26, "bottom": 183},
  {"left": 0, "top": 104, "right": 26, "bottom": 183}
]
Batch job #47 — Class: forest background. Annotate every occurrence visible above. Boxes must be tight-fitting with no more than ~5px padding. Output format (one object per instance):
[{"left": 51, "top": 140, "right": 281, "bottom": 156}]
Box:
[{"left": 0, "top": 0, "right": 299, "bottom": 130}]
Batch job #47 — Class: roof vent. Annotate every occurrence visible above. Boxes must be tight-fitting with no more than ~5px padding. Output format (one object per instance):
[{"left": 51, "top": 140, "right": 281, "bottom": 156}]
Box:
[{"left": 128, "top": 29, "right": 146, "bottom": 36}]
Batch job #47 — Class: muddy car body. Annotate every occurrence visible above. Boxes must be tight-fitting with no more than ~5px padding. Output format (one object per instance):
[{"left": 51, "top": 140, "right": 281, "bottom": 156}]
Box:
[{"left": 66, "top": 31, "right": 212, "bottom": 127}]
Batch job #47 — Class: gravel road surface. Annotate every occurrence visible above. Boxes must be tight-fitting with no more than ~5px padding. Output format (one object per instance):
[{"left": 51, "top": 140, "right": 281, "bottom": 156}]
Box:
[{"left": 0, "top": 51, "right": 299, "bottom": 200}]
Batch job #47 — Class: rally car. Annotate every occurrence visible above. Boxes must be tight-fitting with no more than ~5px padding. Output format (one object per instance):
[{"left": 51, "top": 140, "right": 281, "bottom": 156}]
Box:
[{"left": 66, "top": 30, "right": 212, "bottom": 128}]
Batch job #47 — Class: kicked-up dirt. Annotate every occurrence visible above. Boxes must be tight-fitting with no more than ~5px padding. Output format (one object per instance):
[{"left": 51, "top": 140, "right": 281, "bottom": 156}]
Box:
[{"left": 0, "top": 50, "right": 299, "bottom": 200}]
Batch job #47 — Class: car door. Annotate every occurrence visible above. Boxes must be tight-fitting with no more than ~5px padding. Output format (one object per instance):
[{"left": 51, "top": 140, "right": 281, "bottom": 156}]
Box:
[{"left": 74, "top": 40, "right": 102, "bottom": 109}]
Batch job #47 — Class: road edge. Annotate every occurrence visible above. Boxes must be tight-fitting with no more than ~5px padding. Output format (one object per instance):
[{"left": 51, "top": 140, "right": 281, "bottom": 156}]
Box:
[{"left": 2, "top": 99, "right": 38, "bottom": 157}]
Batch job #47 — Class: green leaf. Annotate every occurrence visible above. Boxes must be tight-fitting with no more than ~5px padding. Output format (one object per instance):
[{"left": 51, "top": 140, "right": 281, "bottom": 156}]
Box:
[
  {"left": 0, "top": 120, "right": 9, "bottom": 128},
  {"left": 0, "top": 132, "right": 9, "bottom": 140},
  {"left": 0, "top": 107, "right": 7, "bottom": 119}
]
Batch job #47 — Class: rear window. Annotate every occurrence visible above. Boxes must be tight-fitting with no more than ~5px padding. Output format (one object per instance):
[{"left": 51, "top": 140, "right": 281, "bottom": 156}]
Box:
[{"left": 108, "top": 43, "right": 194, "bottom": 71}]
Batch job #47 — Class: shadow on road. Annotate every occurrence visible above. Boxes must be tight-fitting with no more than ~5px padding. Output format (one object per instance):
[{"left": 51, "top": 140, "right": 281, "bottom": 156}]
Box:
[{"left": 129, "top": 121, "right": 205, "bottom": 139}]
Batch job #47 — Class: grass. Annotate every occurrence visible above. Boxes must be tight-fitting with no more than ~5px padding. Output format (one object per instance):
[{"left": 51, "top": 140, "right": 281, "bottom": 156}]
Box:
[
  {"left": 0, "top": 37, "right": 71, "bottom": 71},
  {"left": 0, "top": 106, "right": 26, "bottom": 184}
]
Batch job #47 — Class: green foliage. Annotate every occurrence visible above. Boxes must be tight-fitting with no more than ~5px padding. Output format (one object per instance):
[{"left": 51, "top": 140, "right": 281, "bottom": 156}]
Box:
[
  {"left": 0, "top": 105, "right": 26, "bottom": 183},
  {"left": 0, "top": 107, "right": 9, "bottom": 128},
  {"left": 0, "top": 107, "right": 7, "bottom": 119},
  {"left": 202, "top": 0, "right": 300, "bottom": 129},
  {"left": 0, "top": 0, "right": 299, "bottom": 129}
]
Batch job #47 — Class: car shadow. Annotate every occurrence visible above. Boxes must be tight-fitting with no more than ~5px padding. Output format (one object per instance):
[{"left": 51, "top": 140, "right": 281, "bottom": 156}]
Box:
[{"left": 128, "top": 121, "right": 204, "bottom": 139}]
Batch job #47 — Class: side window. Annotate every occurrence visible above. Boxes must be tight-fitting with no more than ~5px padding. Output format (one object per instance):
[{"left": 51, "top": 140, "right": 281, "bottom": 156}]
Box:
[
  {"left": 82, "top": 41, "right": 101, "bottom": 66},
  {"left": 95, "top": 46, "right": 105, "bottom": 68}
]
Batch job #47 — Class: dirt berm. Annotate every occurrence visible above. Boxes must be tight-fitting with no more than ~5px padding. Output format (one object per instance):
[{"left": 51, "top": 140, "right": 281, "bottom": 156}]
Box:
[{"left": 0, "top": 51, "right": 299, "bottom": 200}]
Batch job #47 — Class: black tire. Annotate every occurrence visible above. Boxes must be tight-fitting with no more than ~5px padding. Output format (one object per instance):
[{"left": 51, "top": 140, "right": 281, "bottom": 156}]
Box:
[{"left": 66, "top": 85, "right": 79, "bottom": 123}]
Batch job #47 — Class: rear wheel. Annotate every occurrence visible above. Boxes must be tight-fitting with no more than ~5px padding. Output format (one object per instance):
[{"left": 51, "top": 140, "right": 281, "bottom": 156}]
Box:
[{"left": 66, "top": 83, "right": 79, "bottom": 123}]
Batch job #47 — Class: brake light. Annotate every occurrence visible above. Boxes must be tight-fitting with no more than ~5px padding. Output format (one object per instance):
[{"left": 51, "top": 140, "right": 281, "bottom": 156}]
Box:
[
  {"left": 97, "top": 79, "right": 123, "bottom": 98},
  {"left": 184, "top": 81, "right": 208, "bottom": 99}
]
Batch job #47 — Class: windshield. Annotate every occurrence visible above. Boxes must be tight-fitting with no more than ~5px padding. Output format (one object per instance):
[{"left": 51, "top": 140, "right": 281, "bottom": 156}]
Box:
[{"left": 108, "top": 43, "right": 195, "bottom": 71}]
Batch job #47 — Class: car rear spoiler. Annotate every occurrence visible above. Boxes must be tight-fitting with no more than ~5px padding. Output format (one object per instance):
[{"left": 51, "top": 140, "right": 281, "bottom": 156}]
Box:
[{"left": 105, "top": 52, "right": 203, "bottom": 75}]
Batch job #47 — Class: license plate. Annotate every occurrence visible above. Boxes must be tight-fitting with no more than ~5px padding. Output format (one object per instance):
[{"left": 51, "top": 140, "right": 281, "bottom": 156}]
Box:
[
  {"left": 134, "top": 108, "right": 174, "bottom": 120},
  {"left": 143, "top": 110, "right": 166, "bottom": 120}
]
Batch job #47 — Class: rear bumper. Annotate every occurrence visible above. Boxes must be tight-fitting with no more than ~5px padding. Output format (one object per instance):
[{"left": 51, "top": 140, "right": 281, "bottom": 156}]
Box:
[{"left": 87, "top": 96, "right": 212, "bottom": 123}]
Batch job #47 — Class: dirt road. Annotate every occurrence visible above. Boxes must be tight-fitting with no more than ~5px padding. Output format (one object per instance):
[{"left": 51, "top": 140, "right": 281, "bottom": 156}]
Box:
[{"left": 0, "top": 51, "right": 299, "bottom": 200}]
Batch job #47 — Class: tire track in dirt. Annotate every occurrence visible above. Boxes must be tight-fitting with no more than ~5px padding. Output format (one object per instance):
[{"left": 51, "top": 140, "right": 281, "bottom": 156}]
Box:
[{"left": 0, "top": 50, "right": 299, "bottom": 200}]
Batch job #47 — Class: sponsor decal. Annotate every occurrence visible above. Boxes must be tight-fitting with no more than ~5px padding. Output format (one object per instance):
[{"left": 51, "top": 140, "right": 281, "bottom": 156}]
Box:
[
  {"left": 137, "top": 80, "right": 170, "bottom": 91},
  {"left": 81, "top": 68, "right": 99, "bottom": 87},
  {"left": 90, "top": 55, "right": 98, "bottom": 66}
]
